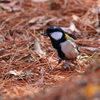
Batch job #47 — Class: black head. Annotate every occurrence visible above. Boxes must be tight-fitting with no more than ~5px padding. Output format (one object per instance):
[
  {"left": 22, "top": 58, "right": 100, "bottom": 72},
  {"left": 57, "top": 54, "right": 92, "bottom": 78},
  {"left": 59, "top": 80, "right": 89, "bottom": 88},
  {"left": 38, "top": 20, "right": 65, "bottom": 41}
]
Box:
[{"left": 44, "top": 26, "right": 64, "bottom": 36}]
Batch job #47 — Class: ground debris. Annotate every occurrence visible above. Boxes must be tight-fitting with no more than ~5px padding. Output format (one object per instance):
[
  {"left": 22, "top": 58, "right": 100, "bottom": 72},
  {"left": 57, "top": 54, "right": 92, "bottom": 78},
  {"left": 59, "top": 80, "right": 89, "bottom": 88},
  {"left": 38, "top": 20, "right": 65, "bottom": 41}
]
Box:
[{"left": 0, "top": 0, "right": 100, "bottom": 100}]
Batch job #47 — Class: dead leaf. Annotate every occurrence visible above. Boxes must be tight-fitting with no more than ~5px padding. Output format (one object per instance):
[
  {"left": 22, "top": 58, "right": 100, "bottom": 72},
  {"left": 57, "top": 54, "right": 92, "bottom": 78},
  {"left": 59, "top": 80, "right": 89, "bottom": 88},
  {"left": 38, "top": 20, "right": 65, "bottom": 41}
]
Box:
[
  {"left": 61, "top": 27, "right": 72, "bottom": 33},
  {"left": 0, "top": 0, "right": 22, "bottom": 12},
  {"left": 72, "top": 15, "right": 80, "bottom": 21},
  {"left": 28, "top": 16, "right": 45, "bottom": 24},
  {"left": 0, "top": 3, "right": 12, "bottom": 12},
  {"left": 9, "top": 70, "right": 24, "bottom": 76},
  {"left": 34, "top": 38, "right": 45, "bottom": 56},
  {"left": 61, "top": 21, "right": 80, "bottom": 33},
  {"left": 69, "top": 21, "right": 80, "bottom": 32},
  {"left": 80, "top": 47, "right": 99, "bottom": 52},
  {"left": 29, "top": 15, "right": 58, "bottom": 29},
  {"left": 12, "top": 5, "right": 22, "bottom": 12}
]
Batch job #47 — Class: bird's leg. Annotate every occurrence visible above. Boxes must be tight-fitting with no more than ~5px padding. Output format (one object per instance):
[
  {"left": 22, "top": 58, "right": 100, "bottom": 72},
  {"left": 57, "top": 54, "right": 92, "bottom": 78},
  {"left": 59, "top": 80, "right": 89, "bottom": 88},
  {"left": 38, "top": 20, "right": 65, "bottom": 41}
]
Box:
[
  {"left": 49, "top": 59, "right": 62, "bottom": 70},
  {"left": 58, "top": 59, "right": 62, "bottom": 65},
  {"left": 54, "top": 59, "right": 62, "bottom": 67}
]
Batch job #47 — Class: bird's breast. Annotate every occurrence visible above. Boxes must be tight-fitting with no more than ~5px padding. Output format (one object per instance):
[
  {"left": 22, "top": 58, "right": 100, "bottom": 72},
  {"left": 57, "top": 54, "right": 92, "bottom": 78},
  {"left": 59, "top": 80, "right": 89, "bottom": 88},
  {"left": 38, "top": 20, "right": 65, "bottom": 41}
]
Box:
[{"left": 60, "top": 40, "right": 79, "bottom": 59}]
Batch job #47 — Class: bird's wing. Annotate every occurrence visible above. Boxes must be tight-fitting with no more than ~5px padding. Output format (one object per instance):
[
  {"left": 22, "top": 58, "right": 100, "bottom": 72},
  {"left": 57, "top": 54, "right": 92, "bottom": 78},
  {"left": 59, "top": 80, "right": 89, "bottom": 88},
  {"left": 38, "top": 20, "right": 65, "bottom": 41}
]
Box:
[{"left": 65, "top": 34, "right": 74, "bottom": 41}]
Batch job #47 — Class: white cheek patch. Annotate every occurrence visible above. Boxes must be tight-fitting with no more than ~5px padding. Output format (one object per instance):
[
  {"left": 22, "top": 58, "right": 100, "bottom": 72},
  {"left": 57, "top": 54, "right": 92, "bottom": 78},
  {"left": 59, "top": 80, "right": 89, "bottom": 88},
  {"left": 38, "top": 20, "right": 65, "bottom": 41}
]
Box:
[{"left": 51, "top": 32, "right": 63, "bottom": 40}]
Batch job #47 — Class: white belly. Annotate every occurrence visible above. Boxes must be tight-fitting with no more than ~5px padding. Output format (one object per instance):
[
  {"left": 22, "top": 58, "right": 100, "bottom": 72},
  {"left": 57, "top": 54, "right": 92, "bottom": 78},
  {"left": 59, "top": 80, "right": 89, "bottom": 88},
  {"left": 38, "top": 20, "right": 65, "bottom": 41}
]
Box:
[{"left": 60, "top": 40, "right": 79, "bottom": 59}]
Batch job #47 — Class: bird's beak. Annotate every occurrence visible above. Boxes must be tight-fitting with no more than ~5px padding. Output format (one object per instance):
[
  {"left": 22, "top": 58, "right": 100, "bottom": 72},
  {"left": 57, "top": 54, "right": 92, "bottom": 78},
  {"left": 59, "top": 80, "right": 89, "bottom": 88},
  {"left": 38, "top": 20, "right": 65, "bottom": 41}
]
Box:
[{"left": 43, "top": 32, "right": 48, "bottom": 36}]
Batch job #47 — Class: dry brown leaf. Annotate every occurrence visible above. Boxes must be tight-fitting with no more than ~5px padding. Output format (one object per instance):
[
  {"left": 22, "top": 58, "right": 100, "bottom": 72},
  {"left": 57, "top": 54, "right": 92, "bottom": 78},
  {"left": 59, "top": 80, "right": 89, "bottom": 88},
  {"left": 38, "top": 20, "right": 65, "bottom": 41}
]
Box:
[
  {"left": 72, "top": 15, "right": 80, "bottom": 21},
  {"left": 29, "top": 15, "right": 58, "bottom": 29},
  {"left": 80, "top": 47, "right": 99, "bottom": 52},
  {"left": 28, "top": 16, "right": 45, "bottom": 24},
  {"left": 9, "top": 70, "right": 24, "bottom": 76},
  {"left": 0, "top": 0, "right": 22, "bottom": 12},
  {"left": 61, "top": 21, "right": 80, "bottom": 33},
  {"left": 69, "top": 21, "right": 80, "bottom": 32},
  {"left": 61, "top": 27, "right": 72, "bottom": 33},
  {"left": 0, "top": 3, "right": 12, "bottom": 12},
  {"left": 0, "top": 0, "right": 100, "bottom": 99},
  {"left": 34, "top": 38, "right": 45, "bottom": 56}
]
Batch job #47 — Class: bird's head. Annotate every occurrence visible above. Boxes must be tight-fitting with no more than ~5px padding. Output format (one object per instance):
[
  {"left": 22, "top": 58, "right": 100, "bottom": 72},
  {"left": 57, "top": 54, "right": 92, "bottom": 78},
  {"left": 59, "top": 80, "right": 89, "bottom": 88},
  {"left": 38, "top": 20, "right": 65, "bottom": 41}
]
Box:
[{"left": 44, "top": 26, "right": 65, "bottom": 40}]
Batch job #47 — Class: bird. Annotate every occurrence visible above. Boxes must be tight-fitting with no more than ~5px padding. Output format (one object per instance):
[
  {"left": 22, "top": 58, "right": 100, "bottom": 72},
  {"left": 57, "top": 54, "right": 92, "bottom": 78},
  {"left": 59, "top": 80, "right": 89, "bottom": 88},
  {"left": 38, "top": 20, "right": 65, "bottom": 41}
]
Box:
[{"left": 44, "top": 26, "right": 79, "bottom": 68}]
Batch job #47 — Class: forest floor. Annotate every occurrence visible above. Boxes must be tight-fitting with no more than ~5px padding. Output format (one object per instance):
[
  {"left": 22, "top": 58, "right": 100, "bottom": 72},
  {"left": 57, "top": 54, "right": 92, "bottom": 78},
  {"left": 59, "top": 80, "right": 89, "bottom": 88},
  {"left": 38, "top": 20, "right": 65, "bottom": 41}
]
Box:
[{"left": 0, "top": 0, "right": 100, "bottom": 100}]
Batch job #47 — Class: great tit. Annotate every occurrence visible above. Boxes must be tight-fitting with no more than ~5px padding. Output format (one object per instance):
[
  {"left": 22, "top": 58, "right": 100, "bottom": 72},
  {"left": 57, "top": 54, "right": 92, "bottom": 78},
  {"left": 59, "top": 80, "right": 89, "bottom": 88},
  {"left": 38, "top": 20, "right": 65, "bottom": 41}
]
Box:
[{"left": 44, "top": 26, "right": 79, "bottom": 64}]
